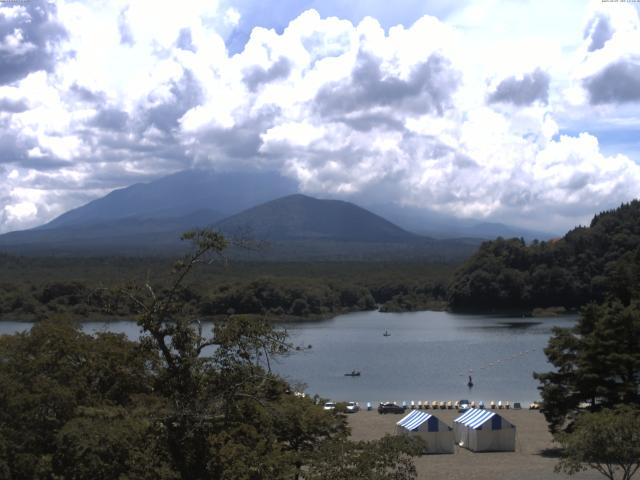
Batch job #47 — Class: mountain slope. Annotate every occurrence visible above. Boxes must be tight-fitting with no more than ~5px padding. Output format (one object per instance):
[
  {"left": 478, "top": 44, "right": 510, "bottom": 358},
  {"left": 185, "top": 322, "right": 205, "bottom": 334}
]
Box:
[
  {"left": 0, "top": 192, "right": 481, "bottom": 260},
  {"left": 40, "top": 170, "right": 298, "bottom": 229},
  {"left": 215, "top": 194, "right": 418, "bottom": 242},
  {"left": 366, "top": 203, "right": 555, "bottom": 241},
  {"left": 0, "top": 209, "right": 224, "bottom": 254},
  {"left": 29, "top": 168, "right": 550, "bottom": 241}
]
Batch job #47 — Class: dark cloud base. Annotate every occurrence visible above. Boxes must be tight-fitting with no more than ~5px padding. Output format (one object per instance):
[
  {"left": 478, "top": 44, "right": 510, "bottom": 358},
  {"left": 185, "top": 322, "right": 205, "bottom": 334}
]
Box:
[
  {"left": 584, "top": 60, "right": 640, "bottom": 105},
  {"left": 0, "top": 0, "right": 67, "bottom": 86},
  {"left": 488, "top": 68, "right": 549, "bottom": 106}
]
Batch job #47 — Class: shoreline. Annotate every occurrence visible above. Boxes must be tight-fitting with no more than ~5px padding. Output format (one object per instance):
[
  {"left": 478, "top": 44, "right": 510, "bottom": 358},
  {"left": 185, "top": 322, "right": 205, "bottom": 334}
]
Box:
[{"left": 0, "top": 303, "right": 581, "bottom": 324}]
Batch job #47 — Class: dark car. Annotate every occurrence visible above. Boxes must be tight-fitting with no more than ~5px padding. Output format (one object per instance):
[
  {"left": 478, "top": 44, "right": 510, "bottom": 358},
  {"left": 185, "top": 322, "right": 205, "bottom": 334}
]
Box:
[{"left": 378, "top": 402, "right": 406, "bottom": 414}]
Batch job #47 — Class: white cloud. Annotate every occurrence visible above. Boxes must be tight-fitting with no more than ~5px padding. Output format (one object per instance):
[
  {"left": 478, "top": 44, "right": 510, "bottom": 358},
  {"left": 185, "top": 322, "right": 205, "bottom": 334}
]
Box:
[
  {"left": 0, "top": 1, "right": 639, "bottom": 235},
  {"left": 225, "top": 7, "right": 241, "bottom": 27}
]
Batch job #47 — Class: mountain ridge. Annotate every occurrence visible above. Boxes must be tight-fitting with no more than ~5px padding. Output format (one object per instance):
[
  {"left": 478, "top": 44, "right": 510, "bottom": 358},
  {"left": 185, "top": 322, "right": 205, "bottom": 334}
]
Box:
[
  {"left": 214, "top": 194, "right": 418, "bottom": 243},
  {"left": 40, "top": 170, "right": 298, "bottom": 230},
  {"left": 0, "top": 169, "right": 552, "bottom": 258}
]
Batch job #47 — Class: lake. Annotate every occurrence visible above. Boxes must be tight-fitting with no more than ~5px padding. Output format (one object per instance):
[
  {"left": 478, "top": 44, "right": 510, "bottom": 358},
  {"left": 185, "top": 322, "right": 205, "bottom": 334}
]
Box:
[{"left": 0, "top": 310, "right": 577, "bottom": 405}]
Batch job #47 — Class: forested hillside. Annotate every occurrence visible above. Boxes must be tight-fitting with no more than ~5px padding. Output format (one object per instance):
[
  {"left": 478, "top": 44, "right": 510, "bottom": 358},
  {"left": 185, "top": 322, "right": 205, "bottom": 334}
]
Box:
[{"left": 448, "top": 200, "right": 640, "bottom": 311}]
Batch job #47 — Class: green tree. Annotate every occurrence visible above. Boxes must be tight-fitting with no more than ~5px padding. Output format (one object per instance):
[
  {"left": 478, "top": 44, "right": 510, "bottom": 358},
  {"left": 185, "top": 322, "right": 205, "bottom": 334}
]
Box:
[
  {"left": 0, "top": 317, "right": 158, "bottom": 479},
  {"left": 271, "top": 394, "right": 348, "bottom": 476},
  {"left": 304, "top": 435, "right": 423, "bottom": 480},
  {"left": 117, "top": 229, "right": 354, "bottom": 479},
  {"left": 52, "top": 406, "right": 178, "bottom": 480},
  {"left": 535, "top": 300, "right": 640, "bottom": 432},
  {"left": 448, "top": 200, "right": 640, "bottom": 312},
  {"left": 555, "top": 406, "right": 640, "bottom": 480}
]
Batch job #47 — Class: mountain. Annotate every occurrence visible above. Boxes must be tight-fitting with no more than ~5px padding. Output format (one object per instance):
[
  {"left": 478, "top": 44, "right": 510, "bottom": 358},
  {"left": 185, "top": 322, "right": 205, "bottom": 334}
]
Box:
[
  {"left": 0, "top": 168, "right": 544, "bottom": 259},
  {"left": 35, "top": 168, "right": 551, "bottom": 240},
  {"left": 466, "top": 222, "right": 553, "bottom": 241},
  {"left": 0, "top": 209, "right": 224, "bottom": 254},
  {"left": 40, "top": 170, "right": 298, "bottom": 230},
  {"left": 366, "top": 203, "right": 555, "bottom": 241},
  {"left": 212, "top": 194, "right": 478, "bottom": 261},
  {"left": 0, "top": 191, "right": 479, "bottom": 260},
  {"left": 215, "top": 194, "right": 417, "bottom": 242}
]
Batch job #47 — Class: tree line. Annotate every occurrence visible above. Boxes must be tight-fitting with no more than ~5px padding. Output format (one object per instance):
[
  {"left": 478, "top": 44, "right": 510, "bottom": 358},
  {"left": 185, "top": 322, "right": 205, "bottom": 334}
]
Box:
[{"left": 0, "top": 261, "right": 452, "bottom": 321}]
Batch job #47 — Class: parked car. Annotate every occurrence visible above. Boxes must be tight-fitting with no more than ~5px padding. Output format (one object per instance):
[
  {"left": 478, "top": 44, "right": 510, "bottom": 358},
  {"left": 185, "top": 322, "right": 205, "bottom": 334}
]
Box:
[
  {"left": 323, "top": 402, "right": 336, "bottom": 411},
  {"left": 458, "top": 399, "right": 470, "bottom": 412},
  {"left": 378, "top": 402, "right": 406, "bottom": 414},
  {"left": 346, "top": 401, "right": 360, "bottom": 413}
]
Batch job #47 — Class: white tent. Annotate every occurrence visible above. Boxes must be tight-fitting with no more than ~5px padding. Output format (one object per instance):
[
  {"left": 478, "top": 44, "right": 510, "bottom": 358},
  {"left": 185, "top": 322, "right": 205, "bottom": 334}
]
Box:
[
  {"left": 453, "top": 408, "right": 516, "bottom": 452},
  {"left": 395, "top": 410, "right": 454, "bottom": 454}
]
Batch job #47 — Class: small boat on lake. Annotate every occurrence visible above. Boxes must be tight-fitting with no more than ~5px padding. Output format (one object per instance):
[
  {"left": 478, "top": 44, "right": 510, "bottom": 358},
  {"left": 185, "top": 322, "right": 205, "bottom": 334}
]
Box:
[
  {"left": 383, "top": 330, "right": 391, "bottom": 337},
  {"left": 344, "top": 370, "right": 361, "bottom": 376}
]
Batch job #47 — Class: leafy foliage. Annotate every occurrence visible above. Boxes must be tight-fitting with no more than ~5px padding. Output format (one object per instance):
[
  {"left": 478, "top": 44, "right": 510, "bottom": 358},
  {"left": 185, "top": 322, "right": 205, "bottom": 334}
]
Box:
[
  {"left": 303, "top": 435, "right": 424, "bottom": 480},
  {"left": 0, "top": 317, "right": 159, "bottom": 479},
  {"left": 449, "top": 200, "right": 640, "bottom": 311},
  {"left": 0, "top": 229, "right": 421, "bottom": 479},
  {"left": 534, "top": 300, "right": 640, "bottom": 433},
  {"left": 554, "top": 406, "right": 640, "bottom": 480}
]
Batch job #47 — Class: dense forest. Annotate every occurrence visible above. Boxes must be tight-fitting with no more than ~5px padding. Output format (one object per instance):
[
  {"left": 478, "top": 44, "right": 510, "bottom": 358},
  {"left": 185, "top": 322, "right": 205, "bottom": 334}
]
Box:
[
  {"left": 448, "top": 201, "right": 640, "bottom": 311},
  {"left": 0, "top": 256, "right": 453, "bottom": 321}
]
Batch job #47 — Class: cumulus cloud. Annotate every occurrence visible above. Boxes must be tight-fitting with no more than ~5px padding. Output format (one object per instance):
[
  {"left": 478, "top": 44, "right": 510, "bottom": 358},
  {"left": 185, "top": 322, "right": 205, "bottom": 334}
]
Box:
[
  {"left": 584, "top": 60, "right": 640, "bottom": 104},
  {"left": 0, "top": 1, "right": 639, "bottom": 234},
  {"left": 117, "top": 8, "right": 134, "bottom": 46},
  {"left": 577, "top": 6, "right": 640, "bottom": 106},
  {"left": 488, "top": 69, "right": 549, "bottom": 106},
  {"left": 244, "top": 57, "right": 291, "bottom": 92},
  {"left": 316, "top": 51, "right": 460, "bottom": 118},
  {"left": 585, "top": 13, "right": 614, "bottom": 52},
  {"left": 0, "top": 1, "right": 67, "bottom": 85},
  {"left": 0, "top": 97, "right": 27, "bottom": 112}
]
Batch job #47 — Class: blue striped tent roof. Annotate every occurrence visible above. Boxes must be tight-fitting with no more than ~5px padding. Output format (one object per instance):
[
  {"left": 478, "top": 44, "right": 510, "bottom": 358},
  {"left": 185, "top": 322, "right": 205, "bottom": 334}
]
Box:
[
  {"left": 396, "top": 410, "right": 433, "bottom": 431},
  {"left": 454, "top": 408, "right": 498, "bottom": 429}
]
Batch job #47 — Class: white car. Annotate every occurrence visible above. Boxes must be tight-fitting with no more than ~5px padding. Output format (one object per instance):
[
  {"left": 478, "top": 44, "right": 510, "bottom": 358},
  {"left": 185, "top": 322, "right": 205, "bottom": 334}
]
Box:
[
  {"left": 323, "top": 402, "right": 336, "bottom": 411},
  {"left": 346, "top": 401, "right": 360, "bottom": 413}
]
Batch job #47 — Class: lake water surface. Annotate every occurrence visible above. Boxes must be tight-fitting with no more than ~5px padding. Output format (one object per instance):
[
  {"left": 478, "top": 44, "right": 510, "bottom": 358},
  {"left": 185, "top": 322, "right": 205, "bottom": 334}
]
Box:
[{"left": 0, "top": 310, "right": 577, "bottom": 405}]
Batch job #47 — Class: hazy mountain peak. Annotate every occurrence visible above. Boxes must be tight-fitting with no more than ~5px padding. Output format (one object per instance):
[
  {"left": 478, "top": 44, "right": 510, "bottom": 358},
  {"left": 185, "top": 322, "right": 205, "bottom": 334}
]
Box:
[{"left": 40, "top": 170, "right": 298, "bottom": 230}]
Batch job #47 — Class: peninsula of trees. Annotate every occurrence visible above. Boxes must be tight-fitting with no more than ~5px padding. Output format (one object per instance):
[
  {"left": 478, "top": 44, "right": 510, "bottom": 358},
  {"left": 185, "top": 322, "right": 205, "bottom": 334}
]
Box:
[{"left": 448, "top": 200, "right": 640, "bottom": 312}]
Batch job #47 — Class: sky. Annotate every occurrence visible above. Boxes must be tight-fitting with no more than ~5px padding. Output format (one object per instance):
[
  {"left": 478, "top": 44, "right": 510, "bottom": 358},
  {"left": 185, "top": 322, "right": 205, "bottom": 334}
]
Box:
[{"left": 1, "top": 0, "right": 640, "bottom": 234}]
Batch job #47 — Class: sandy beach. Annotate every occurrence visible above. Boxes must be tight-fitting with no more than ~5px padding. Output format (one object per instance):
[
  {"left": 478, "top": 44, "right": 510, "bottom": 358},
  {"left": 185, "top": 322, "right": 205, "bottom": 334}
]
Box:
[{"left": 348, "top": 408, "right": 617, "bottom": 480}]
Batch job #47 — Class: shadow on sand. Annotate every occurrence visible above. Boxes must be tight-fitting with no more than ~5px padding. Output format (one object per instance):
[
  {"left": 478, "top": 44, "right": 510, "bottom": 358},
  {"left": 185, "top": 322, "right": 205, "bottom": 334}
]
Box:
[{"left": 537, "top": 447, "right": 563, "bottom": 458}]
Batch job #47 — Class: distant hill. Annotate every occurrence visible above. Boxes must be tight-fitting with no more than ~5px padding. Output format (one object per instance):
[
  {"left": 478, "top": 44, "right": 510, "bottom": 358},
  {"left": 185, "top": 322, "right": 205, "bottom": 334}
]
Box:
[
  {"left": 448, "top": 200, "right": 640, "bottom": 311},
  {"left": 215, "top": 194, "right": 418, "bottom": 242},
  {"left": 0, "top": 192, "right": 480, "bottom": 260},
  {"left": 40, "top": 170, "right": 298, "bottom": 230},
  {"left": 34, "top": 168, "right": 550, "bottom": 240},
  {"left": 366, "top": 203, "right": 555, "bottom": 241},
  {"left": 211, "top": 194, "right": 481, "bottom": 261},
  {"left": 0, "top": 209, "right": 223, "bottom": 254},
  {"left": 0, "top": 168, "right": 545, "bottom": 259},
  {"left": 0, "top": 169, "right": 297, "bottom": 255}
]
